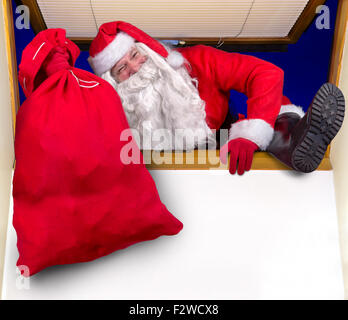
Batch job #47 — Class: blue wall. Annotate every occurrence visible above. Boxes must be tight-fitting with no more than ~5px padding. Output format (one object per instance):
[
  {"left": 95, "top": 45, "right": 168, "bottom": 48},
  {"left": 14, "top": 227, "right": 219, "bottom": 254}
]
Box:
[
  {"left": 12, "top": 0, "right": 338, "bottom": 115},
  {"left": 228, "top": 0, "right": 338, "bottom": 117}
]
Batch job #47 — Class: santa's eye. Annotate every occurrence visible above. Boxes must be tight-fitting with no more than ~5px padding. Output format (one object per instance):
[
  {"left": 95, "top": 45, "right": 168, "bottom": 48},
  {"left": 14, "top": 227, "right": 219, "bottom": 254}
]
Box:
[{"left": 117, "top": 65, "right": 127, "bottom": 74}]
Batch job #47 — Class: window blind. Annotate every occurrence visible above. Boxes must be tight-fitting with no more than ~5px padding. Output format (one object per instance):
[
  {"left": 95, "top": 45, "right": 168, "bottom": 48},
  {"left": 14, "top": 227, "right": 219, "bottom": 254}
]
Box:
[{"left": 36, "top": 0, "right": 310, "bottom": 39}]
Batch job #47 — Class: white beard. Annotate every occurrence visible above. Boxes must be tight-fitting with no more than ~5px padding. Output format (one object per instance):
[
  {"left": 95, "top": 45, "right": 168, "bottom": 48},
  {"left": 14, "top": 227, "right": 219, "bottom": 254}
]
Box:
[{"left": 104, "top": 48, "right": 216, "bottom": 151}]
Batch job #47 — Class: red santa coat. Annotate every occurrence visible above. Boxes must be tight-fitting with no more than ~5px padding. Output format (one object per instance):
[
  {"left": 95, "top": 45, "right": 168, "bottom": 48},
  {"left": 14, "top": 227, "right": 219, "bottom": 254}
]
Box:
[
  {"left": 177, "top": 45, "right": 286, "bottom": 150},
  {"left": 87, "top": 21, "right": 305, "bottom": 151}
]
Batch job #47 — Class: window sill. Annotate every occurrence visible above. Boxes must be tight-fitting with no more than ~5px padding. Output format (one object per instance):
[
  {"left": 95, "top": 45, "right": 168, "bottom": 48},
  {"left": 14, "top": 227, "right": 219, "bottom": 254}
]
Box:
[{"left": 143, "top": 149, "right": 332, "bottom": 170}]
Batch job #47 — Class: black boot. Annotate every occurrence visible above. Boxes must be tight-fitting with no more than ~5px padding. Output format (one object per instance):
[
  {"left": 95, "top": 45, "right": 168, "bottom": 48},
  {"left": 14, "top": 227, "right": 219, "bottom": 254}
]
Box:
[{"left": 266, "top": 83, "right": 345, "bottom": 173}]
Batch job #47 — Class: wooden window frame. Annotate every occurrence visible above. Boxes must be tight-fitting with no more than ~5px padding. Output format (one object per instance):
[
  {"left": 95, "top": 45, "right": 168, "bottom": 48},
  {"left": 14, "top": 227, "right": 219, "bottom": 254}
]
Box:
[
  {"left": 19, "top": 0, "right": 326, "bottom": 46},
  {"left": 9, "top": 0, "right": 343, "bottom": 170}
]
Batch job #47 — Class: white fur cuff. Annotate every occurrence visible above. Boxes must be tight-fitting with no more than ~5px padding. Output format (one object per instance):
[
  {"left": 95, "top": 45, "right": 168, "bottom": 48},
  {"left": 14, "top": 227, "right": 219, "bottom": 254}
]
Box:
[
  {"left": 279, "top": 104, "right": 305, "bottom": 118},
  {"left": 229, "top": 119, "right": 274, "bottom": 151},
  {"left": 88, "top": 32, "right": 135, "bottom": 76}
]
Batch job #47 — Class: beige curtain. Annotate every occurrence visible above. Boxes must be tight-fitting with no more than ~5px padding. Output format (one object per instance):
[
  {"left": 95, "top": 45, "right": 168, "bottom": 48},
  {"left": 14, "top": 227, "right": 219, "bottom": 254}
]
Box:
[
  {"left": 0, "top": 0, "right": 16, "bottom": 299},
  {"left": 331, "top": 3, "right": 348, "bottom": 300}
]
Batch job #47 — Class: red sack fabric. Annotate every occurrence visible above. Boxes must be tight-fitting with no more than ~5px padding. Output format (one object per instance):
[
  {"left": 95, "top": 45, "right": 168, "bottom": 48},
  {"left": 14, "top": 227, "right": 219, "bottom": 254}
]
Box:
[{"left": 13, "top": 29, "right": 183, "bottom": 277}]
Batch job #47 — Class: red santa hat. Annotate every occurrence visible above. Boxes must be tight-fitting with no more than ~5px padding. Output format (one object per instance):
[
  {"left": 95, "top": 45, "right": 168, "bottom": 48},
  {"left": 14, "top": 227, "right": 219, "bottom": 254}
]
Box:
[{"left": 88, "top": 21, "right": 184, "bottom": 76}]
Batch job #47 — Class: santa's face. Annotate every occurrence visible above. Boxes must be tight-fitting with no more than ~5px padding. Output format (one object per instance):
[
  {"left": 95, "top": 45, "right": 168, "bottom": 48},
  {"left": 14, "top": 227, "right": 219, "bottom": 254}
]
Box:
[
  {"left": 103, "top": 43, "right": 216, "bottom": 150},
  {"left": 111, "top": 46, "right": 147, "bottom": 83}
]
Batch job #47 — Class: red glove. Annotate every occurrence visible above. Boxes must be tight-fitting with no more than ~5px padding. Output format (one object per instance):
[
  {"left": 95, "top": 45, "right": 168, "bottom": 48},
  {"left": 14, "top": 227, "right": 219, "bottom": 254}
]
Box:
[{"left": 220, "top": 138, "right": 258, "bottom": 175}]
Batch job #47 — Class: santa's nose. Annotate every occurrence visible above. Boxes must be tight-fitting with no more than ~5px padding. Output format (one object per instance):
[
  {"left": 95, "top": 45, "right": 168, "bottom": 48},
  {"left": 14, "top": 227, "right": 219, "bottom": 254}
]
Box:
[{"left": 129, "top": 56, "right": 147, "bottom": 75}]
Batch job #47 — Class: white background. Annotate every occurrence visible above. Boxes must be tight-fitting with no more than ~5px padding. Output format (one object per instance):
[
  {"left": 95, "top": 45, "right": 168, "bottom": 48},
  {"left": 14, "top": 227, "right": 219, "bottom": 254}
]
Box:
[{"left": 2, "top": 170, "right": 344, "bottom": 299}]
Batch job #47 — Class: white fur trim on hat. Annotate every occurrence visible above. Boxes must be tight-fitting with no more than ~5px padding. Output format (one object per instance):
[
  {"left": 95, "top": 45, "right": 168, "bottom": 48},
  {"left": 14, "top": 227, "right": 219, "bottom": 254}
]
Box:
[
  {"left": 166, "top": 50, "right": 184, "bottom": 69},
  {"left": 228, "top": 119, "right": 274, "bottom": 151},
  {"left": 279, "top": 104, "right": 305, "bottom": 118},
  {"left": 88, "top": 32, "right": 135, "bottom": 76}
]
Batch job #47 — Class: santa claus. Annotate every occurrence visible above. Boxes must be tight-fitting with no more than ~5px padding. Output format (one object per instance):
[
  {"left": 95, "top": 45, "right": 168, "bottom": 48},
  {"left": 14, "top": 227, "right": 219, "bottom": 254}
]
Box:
[{"left": 88, "top": 21, "right": 345, "bottom": 175}]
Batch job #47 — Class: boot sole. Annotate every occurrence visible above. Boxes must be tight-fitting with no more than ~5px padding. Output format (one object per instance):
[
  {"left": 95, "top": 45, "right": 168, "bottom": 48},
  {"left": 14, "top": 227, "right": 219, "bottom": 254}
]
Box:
[{"left": 292, "top": 83, "right": 345, "bottom": 173}]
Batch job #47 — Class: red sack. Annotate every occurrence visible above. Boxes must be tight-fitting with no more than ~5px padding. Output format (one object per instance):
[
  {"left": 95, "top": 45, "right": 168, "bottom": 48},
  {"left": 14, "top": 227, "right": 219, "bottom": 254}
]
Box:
[{"left": 13, "top": 29, "right": 183, "bottom": 277}]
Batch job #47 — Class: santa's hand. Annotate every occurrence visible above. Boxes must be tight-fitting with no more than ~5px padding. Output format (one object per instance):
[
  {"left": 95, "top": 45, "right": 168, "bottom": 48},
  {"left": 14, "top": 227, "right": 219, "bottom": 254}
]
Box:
[{"left": 220, "top": 138, "right": 258, "bottom": 175}]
